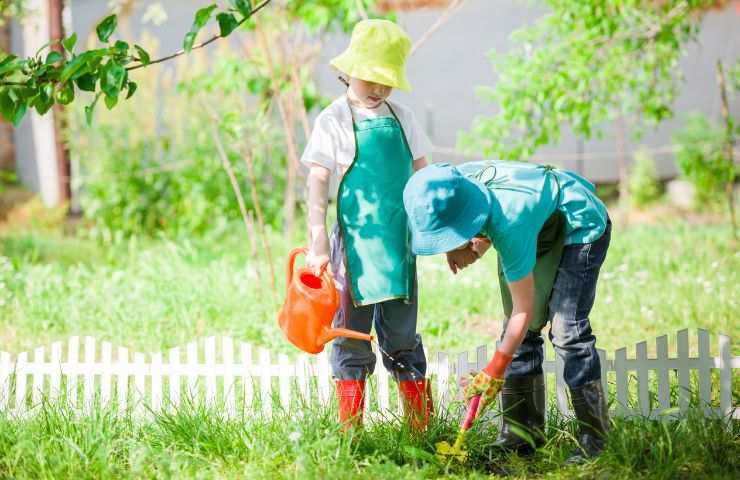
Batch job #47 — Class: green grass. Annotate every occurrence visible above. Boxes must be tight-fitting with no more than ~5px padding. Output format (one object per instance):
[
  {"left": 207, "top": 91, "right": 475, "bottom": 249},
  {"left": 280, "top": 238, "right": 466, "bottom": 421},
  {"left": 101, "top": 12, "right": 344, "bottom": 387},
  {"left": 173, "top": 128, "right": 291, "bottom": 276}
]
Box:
[
  {"left": 1, "top": 220, "right": 737, "bottom": 357},
  {"left": 0, "top": 401, "right": 737, "bottom": 479},
  {"left": 1, "top": 219, "right": 739, "bottom": 478}
]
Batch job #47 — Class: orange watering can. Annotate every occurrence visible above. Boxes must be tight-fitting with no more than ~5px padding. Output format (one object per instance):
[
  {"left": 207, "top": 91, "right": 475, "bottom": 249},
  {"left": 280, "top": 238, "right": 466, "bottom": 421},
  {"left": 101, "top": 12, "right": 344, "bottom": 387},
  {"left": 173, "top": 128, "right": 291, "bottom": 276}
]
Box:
[{"left": 278, "top": 248, "right": 373, "bottom": 354}]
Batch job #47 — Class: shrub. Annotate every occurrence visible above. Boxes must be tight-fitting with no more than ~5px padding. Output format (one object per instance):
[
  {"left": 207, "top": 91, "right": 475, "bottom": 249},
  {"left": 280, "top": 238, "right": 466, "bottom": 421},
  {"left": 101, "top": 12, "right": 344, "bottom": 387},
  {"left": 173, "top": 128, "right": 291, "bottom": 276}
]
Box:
[
  {"left": 629, "top": 147, "right": 662, "bottom": 208},
  {"left": 672, "top": 113, "right": 735, "bottom": 208},
  {"left": 67, "top": 44, "right": 287, "bottom": 242}
]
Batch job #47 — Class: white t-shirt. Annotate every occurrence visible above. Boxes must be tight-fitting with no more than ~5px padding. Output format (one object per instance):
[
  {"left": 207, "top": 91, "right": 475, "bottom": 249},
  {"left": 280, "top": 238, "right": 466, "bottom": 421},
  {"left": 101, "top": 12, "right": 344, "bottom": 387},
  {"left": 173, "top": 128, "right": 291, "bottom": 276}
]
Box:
[{"left": 300, "top": 96, "right": 433, "bottom": 177}]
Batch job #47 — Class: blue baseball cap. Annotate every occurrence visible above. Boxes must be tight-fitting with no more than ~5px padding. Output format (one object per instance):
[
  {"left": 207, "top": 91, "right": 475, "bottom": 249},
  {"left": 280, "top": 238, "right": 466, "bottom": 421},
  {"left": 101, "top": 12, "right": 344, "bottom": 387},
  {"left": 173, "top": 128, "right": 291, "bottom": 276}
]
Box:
[{"left": 403, "top": 163, "right": 492, "bottom": 255}]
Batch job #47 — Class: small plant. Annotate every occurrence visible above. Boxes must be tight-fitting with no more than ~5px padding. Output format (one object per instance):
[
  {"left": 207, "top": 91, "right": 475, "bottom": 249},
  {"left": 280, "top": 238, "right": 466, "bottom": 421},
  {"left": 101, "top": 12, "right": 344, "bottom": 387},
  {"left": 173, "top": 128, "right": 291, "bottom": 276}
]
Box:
[
  {"left": 629, "top": 147, "right": 662, "bottom": 209},
  {"left": 672, "top": 113, "right": 734, "bottom": 208}
]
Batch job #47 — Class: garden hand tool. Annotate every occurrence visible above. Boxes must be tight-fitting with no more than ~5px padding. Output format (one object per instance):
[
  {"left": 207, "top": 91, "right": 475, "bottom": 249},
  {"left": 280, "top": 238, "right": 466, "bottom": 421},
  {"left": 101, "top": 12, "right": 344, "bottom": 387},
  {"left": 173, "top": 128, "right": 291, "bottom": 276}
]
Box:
[
  {"left": 435, "top": 395, "right": 481, "bottom": 463},
  {"left": 278, "top": 248, "right": 373, "bottom": 354}
]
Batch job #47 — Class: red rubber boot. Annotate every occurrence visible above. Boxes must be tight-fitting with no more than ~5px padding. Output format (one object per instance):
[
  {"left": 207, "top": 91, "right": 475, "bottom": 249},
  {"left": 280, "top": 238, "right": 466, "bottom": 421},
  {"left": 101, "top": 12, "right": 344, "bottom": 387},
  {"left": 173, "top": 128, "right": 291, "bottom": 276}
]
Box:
[
  {"left": 399, "top": 379, "right": 434, "bottom": 432},
  {"left": 336, "top": 379, "right": 365, "bottom": 428}
]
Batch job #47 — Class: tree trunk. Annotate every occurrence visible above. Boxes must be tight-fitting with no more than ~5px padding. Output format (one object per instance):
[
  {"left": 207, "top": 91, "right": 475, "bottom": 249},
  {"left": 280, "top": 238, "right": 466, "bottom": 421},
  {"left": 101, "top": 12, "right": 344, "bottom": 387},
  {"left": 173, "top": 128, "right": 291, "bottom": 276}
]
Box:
[
  {"left": 0, "top": 21, "right": 14, "bottom": 171},
  {"left": 49, "top": 0, "right": 71, "bottom": 206},
  {"left": 716, "top": 60, "right": 737, "bottom": 241}
]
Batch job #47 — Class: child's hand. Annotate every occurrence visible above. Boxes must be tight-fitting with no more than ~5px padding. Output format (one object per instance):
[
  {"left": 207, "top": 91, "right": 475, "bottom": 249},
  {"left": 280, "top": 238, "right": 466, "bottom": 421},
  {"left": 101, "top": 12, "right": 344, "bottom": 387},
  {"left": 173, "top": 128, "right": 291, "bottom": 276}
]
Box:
[
  {"left": 306, "top": 249, "right": 331, "bottom": 277},
  {"left": 470, "top": 237, "right": 492, "bottom": 259},
  {"left": 446, "top": 247, "right": 477, "bottom": 274}
]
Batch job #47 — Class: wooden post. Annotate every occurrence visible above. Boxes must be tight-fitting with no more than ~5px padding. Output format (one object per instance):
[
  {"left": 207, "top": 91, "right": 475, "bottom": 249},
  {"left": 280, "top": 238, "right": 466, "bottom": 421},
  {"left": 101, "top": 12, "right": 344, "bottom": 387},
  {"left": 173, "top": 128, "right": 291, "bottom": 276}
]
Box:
[
  {"left": 0, "top": 21, "right": 14, "bottom": 171},
  {"left": 716, "top": 60, "right": 737, "bottom": 241},
  {"left": 48, "top": 0, "right": 71, "bottom": 205}
]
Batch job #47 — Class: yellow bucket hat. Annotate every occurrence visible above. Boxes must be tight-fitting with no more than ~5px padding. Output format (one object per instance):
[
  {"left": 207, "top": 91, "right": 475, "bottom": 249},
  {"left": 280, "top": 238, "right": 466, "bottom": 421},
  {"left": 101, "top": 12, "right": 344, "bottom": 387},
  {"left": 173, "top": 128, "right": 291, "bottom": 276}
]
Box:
[{"left": 330, "top": 19, "right": 412, "bottom": 92}]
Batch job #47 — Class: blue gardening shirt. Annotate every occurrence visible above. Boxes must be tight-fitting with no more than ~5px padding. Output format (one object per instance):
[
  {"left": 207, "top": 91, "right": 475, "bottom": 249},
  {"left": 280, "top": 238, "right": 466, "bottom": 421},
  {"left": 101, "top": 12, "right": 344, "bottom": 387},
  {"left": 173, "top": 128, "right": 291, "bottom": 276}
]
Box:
[{"left": 458, "top": 161, "right": 608, "bottom": 282}]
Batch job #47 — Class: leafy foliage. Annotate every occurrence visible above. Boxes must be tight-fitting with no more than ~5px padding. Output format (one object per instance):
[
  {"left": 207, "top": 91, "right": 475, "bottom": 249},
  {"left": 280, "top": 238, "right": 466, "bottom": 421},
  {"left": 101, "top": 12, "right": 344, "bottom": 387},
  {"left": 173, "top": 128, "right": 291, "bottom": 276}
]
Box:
[
  {"left": 67, "top": 49, "right": 287, "bottom": 241},
  {"left": 460, "top": 0, "right": 715, "bottom": 160},
  {"left": 673, "top": 112, "right": 738, "bottom": 207},
  {"left": 0, "top": 0, "right": 266, "bottom": 126}
]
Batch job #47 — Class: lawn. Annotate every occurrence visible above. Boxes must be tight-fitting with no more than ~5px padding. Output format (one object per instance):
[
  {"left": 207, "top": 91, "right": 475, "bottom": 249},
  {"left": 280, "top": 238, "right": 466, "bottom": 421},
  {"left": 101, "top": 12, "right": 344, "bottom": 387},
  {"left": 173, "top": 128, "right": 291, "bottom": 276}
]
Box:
[{"left": 1, "top": 213, "right": 739, "bottom": 479}]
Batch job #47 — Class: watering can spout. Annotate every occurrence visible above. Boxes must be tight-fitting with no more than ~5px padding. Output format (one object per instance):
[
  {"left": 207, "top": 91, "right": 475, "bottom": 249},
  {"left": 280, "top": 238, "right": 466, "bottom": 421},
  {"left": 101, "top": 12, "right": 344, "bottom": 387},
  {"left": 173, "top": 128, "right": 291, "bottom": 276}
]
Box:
[{"left": 317, "top": 327, "right": 373, "bottom": 346}]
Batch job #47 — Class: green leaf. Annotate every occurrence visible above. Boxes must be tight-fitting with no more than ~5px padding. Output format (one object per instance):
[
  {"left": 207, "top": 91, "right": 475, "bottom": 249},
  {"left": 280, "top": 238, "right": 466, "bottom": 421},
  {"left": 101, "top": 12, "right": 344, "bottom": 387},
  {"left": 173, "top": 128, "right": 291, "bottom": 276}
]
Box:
[
  {"left": 134, "top": 45, "right": 150, "bottom": 65},
  {"left": 34, "top": 83, "right": 54, "bottom": 115},
  {"left": 45, "top": 51, "right": 63, "bottom": 65},
  {"left": 194, "top": 4, "right": 218, "bottom": 29},
  {"left": 0, "top": 55, "right": 20, "bottom": 76},
  {"left": 184, "top": 4, "right": 218, "bottom": 52},
  {"left": 101, "top": 61, "right": 126, "bottom": 98},
  {"left": 55, "top": 82, "right": 75, "bottom": 105},
  {"left": 104, "top": 93, "right": 118, "bottom": 110},
  {"left": 183, "top": 32, "right": 197, "bottom": 53},
  {"left": 62, "top": 32, "right": 77, "bottom": 53},
  {"left": 60, "top": 55, "right": 89, "bottom": 83},
  {"left": 229, "top": 0, "right": 252, "bottom": 17},
  {"left": 12, "top": 102, "right": 27, "bottom": 126},
  {"left": 0, "top": 88, "right": 15, "bottom": 122},
  {"left": 85, "top": 93, "right": 101, "bottom": 126},
  {"left": 113, "top": 40, "right": 129, "bottom": 55},
  {"left": 75, "top": 72, "right": 97, "bottom": 92},
  {"left": 217, "top": 12, "right": 239, "bottom": 37},
  {"left": 125, "top": 81, "right": 137, "bottom": 100},
  {"left": 96, "top": 14, "right": 118, "bottom": 43}
]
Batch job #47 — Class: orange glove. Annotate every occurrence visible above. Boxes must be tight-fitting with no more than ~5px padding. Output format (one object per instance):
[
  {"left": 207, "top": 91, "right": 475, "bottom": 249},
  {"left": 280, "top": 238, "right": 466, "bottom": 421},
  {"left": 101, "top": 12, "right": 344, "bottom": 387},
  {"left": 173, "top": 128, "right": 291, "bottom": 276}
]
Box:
[{"left": 463, "top": 350, "right": 512, "bottom": 412}]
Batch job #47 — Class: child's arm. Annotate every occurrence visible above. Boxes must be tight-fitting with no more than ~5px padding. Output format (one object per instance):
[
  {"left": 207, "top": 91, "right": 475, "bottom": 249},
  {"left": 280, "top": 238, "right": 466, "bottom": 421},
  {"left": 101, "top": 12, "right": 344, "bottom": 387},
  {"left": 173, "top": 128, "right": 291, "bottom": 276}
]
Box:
[
  {"left": 306, "top": 164, "right": 332, "bottom": 274},
  {"left": 413, "top": 156, "right": 428, "bottom": 171}
]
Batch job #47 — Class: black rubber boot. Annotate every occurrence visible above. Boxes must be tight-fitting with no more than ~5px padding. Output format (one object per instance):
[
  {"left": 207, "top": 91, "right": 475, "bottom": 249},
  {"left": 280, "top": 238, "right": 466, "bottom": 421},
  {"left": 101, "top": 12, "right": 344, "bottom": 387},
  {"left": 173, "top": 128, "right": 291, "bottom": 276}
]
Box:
[
  {"left": 565, "top": 379, "right": 609, "bottom": 464},
  {"left": 493, "top": 373, "right": 546, "bottom": 454}
]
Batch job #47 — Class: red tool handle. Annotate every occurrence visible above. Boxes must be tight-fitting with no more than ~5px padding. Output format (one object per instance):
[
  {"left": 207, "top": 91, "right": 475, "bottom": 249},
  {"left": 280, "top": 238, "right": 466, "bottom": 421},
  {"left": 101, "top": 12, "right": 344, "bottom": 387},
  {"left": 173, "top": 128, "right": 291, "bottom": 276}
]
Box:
[{"left": 461, "top": 395, "right": 481, "bottom": 431}]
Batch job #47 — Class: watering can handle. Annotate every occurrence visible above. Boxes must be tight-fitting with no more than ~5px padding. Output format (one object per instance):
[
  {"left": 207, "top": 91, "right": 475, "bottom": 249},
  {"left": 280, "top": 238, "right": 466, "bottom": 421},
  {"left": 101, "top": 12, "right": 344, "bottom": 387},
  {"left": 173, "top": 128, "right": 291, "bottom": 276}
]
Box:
[{"left": 286, "top": 247, "right": 308, "bottom": 286}]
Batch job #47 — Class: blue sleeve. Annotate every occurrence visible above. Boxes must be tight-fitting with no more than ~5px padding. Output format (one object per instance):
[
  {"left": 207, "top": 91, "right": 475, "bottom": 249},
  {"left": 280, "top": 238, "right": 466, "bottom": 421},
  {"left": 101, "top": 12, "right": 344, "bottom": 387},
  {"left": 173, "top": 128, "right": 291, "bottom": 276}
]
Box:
[{"left": 495, "top": 225, "right": 537, "bottom": 283}]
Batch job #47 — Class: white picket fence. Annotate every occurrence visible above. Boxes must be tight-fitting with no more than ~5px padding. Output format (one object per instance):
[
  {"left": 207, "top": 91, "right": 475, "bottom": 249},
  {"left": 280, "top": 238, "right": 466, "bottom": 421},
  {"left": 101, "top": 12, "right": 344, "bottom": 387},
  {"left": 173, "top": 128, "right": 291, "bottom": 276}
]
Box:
[{"left": 0, "top": 329, "right": 737, "bottom": 421}]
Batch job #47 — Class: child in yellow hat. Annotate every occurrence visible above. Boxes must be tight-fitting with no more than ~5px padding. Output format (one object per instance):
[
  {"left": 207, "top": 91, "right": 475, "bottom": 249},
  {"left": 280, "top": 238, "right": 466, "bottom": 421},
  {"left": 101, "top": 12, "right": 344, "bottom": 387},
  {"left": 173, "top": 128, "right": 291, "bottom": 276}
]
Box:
[{"left": 301, "top": 19, "right": 433, "bottom": 430}]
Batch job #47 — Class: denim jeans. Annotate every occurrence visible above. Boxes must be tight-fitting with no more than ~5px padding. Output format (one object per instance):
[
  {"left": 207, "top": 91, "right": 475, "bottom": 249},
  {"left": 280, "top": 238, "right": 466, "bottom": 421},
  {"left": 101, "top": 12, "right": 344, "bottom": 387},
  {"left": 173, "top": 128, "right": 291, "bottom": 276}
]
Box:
[
  {"left": 504, "top": 220, "right": 612, "bottom": 389},
  {"left": 328, "top": 226, "right": 427, "bottom": 382}
]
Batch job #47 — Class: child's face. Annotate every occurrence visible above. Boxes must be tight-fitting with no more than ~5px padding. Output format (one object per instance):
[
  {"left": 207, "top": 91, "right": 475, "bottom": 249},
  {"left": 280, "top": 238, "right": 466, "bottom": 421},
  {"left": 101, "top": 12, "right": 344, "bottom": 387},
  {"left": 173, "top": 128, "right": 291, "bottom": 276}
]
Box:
[{"left": 348, "top": 77, "right": 392, "bottom": 109}]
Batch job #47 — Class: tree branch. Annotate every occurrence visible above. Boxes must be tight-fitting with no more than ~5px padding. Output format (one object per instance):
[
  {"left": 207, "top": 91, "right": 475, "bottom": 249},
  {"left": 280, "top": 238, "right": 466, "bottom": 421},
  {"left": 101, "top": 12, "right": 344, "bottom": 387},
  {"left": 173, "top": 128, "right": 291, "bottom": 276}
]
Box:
[{"left": 127, "top": 0, "right": 273, "bottom": 71}]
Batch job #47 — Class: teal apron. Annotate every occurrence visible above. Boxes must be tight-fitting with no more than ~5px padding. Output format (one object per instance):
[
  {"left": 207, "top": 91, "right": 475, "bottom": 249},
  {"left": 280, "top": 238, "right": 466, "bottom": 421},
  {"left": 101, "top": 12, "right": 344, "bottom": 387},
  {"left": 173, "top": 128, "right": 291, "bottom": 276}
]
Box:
[
  {"left": 463, "top": 162, "right": 566, "bottom": 332},
  {"left": 336, "top": 99, "right": 415, "bottom": 307}
]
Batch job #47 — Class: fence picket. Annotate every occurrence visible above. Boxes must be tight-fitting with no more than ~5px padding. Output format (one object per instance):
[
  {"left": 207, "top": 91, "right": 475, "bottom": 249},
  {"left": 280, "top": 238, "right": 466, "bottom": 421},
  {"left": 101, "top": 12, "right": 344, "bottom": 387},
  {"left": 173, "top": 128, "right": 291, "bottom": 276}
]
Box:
[
  {"left": 205, "top": 337, "right": 217, "bottom": 410},
  {"left": 151, "top": 352, "right": 162, "bottom": 413},
  {"left": 187, "top": 342, "right": 198, "bottom": 402},
  {"left": 0, "top": 351, "right": 10, "bottom": 410},
  {"left": 117, "top": 347, "right": 129, "bottom": 415},
  {"left": 697, "top": 329, "right": 712, "bottom": 415},
  {"left": 259, "top": 348, "right": 272, "bottom": 417},
  {"left": 222, "top": 337, "right": 235, "bottom": 418},
  {"left": 240, "top": 343, "right": 253, "bottom": 413},
  {"left": 83, "top": 337, "right": 96, "bottom": 412},
  {"left": 101, "top": 342, "right": 112, "bottom": 408},
  {"left": 278, "top": 353, "right": 291, "bottom": 412},
  {"left": 436, "top": 352, "right": 449, "bottom": 410},
  {"left": 67, "top": 336, "right": 79, "bottom": 408},
  {"left": 677, "top": 329, "right": 690, "bottom": 413},
  {"left": 133, "top": 353, "right": 145, "bottom": 416},
  {"left": 32, "top": 346, "right": 44, "bottom": 407},
  {"left": 636, "top": 341, "right": 650, "bottom": 416},
  {"left": 168, "top": 347, "right": 181, "bottom": 411},
  {"left": 15, "top": 351, "right": 27, "bottom": 413},
  {"left": 0, "top": 329, "right": 736, "bottom": 423},
  {"left": 615, "top": 347, "right": 628, "bottom": 415},
  {"left": 718, "top": 334, "right": 732, "bottom": 418},
  {"left": 49, "top": 342, "right": 62, "bottom": 403},
  {"left": 377, "top": 352, "right": 390, "bottom": 414},
  {"left": 655, "top": 335, "right": 670, "bottom": 414}
]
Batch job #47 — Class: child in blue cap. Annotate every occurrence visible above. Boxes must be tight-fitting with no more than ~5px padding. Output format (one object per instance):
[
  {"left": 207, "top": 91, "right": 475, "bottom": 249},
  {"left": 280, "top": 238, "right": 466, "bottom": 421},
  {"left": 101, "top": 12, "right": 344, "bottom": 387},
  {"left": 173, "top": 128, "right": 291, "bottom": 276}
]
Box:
[{"left": 403, "top": 161, "right": 611, "bottom": 464}]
